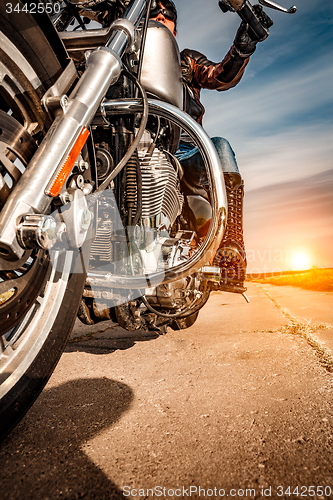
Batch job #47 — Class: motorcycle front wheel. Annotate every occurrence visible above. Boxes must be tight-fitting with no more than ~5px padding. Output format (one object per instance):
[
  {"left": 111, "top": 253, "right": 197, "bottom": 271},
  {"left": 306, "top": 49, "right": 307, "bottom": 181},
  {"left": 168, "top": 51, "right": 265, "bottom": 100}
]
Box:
[{"left": 0, "top": 6, "right": 86, "bottom": 440}]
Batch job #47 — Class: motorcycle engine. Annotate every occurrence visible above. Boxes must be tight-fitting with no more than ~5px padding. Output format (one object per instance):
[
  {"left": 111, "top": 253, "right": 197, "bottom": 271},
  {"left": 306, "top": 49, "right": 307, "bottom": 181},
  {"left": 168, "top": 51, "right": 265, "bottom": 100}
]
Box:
[
  {"left": 88, "top": 131, "right": 196, "bottom": 316},
  {"left": 136, "top": 136, "right": 198, "bottom": 314},
  {"left": 134, "top": 132, "right": 185, "bottom": 274}
]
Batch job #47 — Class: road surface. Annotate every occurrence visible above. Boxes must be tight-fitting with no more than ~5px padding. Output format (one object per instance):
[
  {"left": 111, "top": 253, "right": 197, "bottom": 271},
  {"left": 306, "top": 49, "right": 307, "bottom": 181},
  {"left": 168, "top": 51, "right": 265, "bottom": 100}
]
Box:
[{"left": 1, "top": 283, "right": 332, "bottom": 500}]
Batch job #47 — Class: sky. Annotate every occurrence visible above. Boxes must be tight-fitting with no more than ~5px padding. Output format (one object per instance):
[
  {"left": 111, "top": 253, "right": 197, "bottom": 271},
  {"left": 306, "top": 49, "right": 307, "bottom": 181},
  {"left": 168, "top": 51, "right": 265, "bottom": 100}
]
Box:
[{"left": 174, "top": 0, "right": 333, "bottom": 273}]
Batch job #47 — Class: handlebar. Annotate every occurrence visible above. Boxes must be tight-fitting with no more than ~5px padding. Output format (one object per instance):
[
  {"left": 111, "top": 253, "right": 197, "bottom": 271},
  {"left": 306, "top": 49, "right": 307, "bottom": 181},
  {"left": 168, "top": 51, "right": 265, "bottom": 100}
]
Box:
[
  {"left": 219, "top": 0, "right": 296, "bottom": 42},
  {"left": 238, "top": 1, "right": 270, "bottom": 41}
]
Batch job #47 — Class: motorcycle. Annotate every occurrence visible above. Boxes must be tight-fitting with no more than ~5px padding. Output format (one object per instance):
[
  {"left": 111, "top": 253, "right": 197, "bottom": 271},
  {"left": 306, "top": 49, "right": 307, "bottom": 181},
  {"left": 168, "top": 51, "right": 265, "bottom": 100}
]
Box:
[{"left": 0, "top": 0, "right": 296, "bottom": 439}]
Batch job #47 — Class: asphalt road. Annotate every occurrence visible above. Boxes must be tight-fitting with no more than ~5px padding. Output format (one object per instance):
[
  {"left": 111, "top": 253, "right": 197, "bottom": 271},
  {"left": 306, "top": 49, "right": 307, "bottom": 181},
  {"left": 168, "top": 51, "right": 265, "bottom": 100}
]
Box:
[{"left": 1, "top": 283, "right": 333, "bottom": 500}]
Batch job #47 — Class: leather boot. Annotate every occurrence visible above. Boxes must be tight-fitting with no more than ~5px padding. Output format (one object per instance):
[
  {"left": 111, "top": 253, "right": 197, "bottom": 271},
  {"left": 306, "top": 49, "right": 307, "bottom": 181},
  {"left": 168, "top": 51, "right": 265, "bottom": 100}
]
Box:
[{"left": 213, "top": 172, "right": 247, "bottom": 293}]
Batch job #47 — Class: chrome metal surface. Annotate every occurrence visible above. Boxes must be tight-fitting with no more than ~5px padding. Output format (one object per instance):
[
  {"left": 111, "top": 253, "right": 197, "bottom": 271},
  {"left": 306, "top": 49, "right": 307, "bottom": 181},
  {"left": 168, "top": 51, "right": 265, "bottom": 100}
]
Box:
[
  {"left": 17, "top": 214, "right": 57, "bottom": 250},
  {"left": 109, "top": 19, "right": 136, "bottom": 49},
  {"left": 60, "top": 27, "right": 112, "bottom": 47},
  {"left": 107, "top": 0, "right": 146, "bottom": 54},
  {"left": 42, "top": 59, "right": 78, "bottom": 113},
  {"left": 89, "top": 98, "right": 227, "bottom": 289},
  {"left": 0, "top": 48, "right": 122, "bottom": 260},
  {"left": 0, "top": 0, "right": 148, "bottom": 260},
  {"left": 201, "top": 265, "right": 221, "bottom": 283},
  {"left": 43, "top": 94, "right": 69, "bottom": 117},
  {"left": 139, "top": 21, "right": 183, "bottom": 109},
  {"left": 138, "top": 147, "right": 183, "bottom": 224},
  {"left": 122, "top": 0, "right": 147, "bottom": 29},
  {"left": 58, "top": 189, "right": 92, "bottom": 249},
  {"left": 60, "top": 0, "right": 146, "bottom": 56},
  {"left": 258, "top": 0, "right": 296, "bottom": 12},
  {"left": 90, "top": 219, "right": 113, "bottom": 262},
  {"left": 187, "top": 195, "right": 212, "bottom": 237}
]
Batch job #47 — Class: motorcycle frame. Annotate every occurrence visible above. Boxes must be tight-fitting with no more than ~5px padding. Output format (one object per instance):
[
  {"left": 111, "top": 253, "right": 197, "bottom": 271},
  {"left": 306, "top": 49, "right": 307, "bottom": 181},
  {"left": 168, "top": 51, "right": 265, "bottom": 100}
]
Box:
[{"left": 0, "top": 0, "right": 227, "bottom": 287}]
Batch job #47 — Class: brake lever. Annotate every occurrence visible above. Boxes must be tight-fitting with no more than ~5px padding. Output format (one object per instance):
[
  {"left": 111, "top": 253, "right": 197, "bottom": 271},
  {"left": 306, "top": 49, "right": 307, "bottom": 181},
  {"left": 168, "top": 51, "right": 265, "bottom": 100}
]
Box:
[{"left": 258, "top": 0, "right": 296, "bottom": 14}]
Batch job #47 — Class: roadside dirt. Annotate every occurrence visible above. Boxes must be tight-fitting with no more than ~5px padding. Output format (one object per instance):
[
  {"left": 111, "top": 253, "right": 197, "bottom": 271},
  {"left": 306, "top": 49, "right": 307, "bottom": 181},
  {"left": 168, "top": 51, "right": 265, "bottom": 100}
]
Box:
[
  {"left": 258, "top": 284, "right": 333, "bottom": 357},
  {"left": 1, "top": 283, "right": 332, "bottom": 500}
]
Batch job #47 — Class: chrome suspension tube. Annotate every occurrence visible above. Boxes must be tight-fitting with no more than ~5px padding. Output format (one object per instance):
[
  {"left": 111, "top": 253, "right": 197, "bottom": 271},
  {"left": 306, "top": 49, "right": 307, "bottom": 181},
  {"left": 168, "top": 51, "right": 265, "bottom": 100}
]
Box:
[
  {"left": 87, "top": 99, "right": 227, "bottom": 289},
  {"left": 107, "top": 0, "right": 146, "bottom": 53},
  {"left": 0, "top": 0, "right": 148, "bottom": 261}
]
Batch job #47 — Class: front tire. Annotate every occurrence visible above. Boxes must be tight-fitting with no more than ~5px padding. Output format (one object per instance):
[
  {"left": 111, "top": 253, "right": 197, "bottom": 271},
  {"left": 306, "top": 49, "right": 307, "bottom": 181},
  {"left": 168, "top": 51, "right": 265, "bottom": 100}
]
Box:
[
  {"left": 0, "top": 5, "right": 85, "bottom": 440},
  {"left": 0, "top": 252, "right": 86, "bottom": 439}
]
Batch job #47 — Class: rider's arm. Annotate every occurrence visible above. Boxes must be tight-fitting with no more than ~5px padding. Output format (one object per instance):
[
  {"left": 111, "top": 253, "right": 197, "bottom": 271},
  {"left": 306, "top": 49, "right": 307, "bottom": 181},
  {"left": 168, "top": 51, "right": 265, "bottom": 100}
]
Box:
[{"left": 181, "top": 47, "right": 250, "bottom": 91}]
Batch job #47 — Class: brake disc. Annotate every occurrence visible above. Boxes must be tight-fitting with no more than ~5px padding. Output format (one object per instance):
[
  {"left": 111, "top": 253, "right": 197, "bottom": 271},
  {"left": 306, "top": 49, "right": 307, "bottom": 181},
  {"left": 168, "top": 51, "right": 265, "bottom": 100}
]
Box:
[{"left": 0, "top": 110, "right": 37, "bottom": 165}]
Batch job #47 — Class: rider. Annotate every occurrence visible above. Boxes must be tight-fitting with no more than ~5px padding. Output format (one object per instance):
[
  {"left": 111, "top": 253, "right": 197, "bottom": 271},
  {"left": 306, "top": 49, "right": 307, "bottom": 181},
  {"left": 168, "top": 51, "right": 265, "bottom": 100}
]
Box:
[{"left": 149, "top": 0, "right": 264, "bottom": 292}]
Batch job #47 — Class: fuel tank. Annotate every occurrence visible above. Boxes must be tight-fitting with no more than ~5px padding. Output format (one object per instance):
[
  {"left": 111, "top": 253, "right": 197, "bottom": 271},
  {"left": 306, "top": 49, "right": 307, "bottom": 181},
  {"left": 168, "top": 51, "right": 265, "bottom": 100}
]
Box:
[{"left": 139, "top": 21, "right": 183, "bottom": 109}]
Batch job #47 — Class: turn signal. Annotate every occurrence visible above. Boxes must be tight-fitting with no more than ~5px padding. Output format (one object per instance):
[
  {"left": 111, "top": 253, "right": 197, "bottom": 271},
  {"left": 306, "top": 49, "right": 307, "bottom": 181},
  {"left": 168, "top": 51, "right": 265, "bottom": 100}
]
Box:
[{"left": 47, "top": 127, "right": 90, "bottom": 197}]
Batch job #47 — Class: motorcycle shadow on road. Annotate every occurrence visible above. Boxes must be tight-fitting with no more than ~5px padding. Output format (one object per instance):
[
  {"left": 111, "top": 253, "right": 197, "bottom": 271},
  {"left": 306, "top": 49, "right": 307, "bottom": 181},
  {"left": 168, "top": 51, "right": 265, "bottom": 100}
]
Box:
[
  {"left": 0, "top": 377, "right": 133, "bottom": 499},
  {"left": 66, "top": 328, "right": 160, "bottom": 356}
]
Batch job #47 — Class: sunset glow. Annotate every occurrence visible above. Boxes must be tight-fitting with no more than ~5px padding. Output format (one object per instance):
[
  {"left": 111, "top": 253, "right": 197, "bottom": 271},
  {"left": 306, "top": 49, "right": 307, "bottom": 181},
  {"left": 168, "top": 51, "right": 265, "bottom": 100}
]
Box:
[{"left": 290, "top": 251, "right": 312, "bottom": 271}]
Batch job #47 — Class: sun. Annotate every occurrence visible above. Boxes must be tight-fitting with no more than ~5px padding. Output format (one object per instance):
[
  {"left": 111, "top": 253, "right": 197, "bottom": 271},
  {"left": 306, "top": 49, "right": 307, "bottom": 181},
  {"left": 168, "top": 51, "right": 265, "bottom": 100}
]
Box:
[{"left": 290, "top": 251, "right": 312, "bottom": 271}]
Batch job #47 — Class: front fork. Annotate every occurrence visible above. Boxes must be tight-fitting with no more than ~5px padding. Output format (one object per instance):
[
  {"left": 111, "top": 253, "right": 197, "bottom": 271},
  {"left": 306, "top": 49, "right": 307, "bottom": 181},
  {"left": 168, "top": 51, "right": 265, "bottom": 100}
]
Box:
[{"left": 0, "top": 0, "right": 146, "bottom": 262}]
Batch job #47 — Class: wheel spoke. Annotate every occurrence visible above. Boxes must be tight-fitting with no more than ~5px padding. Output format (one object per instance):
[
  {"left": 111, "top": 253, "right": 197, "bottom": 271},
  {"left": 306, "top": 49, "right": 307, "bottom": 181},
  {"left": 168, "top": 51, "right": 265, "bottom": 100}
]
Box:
[
  {"left": 0, "top": 335, "right": 5, "bottom": 354},
  {"left": 0, "top": 142, "right": 22, "bottom": 183},
  {"left": 0, "top": 173, "right": 11, "bottom": 207},
  {"left": 0, "top": 334, "right": 14, "bottom": 358}
]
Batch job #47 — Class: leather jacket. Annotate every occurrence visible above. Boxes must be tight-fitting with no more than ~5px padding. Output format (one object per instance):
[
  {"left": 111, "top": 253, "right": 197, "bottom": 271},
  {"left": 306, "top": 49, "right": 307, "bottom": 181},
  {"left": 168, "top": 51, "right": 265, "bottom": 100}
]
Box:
[{"left": 181, "top": 46, "right": 250, "bottom": 125}]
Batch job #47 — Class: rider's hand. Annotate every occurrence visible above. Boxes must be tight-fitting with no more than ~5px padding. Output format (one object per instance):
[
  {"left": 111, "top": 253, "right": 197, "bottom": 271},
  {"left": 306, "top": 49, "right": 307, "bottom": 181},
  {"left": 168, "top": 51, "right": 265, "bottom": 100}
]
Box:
[
  {"left": 233, "top": 4, "right": 273, "bottom": 57},
  {"left": 233, "top": 21, "right": 258, "bottom": 57}
]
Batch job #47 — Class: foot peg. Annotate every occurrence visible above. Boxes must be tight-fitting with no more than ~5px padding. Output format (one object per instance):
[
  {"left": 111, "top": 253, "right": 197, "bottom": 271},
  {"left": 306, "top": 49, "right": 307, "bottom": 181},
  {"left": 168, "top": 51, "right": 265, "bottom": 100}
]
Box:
[{"left": 201, "top": 265, "right": 249, "bottom": 301}]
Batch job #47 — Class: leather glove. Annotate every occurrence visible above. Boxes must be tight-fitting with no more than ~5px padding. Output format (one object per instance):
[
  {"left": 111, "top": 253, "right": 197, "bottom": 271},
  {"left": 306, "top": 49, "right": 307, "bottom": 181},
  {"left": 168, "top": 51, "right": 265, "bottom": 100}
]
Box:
[
  {"left": 233, "top": 4, "right": 273, "bottom": 57},
  {"left": 234, "top": 21, "right": 258, "bottom": 57}
]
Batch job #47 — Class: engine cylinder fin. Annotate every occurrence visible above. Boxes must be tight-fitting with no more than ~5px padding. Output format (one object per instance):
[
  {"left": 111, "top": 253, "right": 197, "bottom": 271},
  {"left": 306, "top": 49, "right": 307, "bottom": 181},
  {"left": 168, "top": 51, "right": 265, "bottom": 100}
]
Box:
[
  {"left": 125, "top": 154, "right": 138, "bottom": 224},
  {"left": 90, "top": 220, "right": 113, "bottom": 261},
  {"left": 138, "top": 148, "right": 183, "bottom": 224}
]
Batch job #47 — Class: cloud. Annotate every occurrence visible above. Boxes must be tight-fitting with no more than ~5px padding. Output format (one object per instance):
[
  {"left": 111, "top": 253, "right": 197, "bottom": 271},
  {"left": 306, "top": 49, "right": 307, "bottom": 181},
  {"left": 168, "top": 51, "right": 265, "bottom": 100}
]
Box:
[
  {"left": 176, "top": 0, "right": 333, "bottom": 64},
  {"left": 203, "top": 51, "right": 333, "bottom": 133},
  {"left": 176, "top": 1, "right": 238, "bottom": 53},
  {"left": 172, "top": 0, "right": 332, "bottom": 269},
  {"left": 199, "top": 48, "right": 333, "bottom": 189},
  {"left": 236, "top": 122, "right": 333, "bottom": 191}
]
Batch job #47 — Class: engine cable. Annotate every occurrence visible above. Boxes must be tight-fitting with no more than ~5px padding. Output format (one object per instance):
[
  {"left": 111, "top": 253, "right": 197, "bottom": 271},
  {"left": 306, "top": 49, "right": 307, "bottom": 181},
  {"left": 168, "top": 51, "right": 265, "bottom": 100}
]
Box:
[
  {"left": 96, "top": 68, "right": 149, "bottom": 192},
  {"left": 136, "top": 0, "right": 153, "bottom": 83}
]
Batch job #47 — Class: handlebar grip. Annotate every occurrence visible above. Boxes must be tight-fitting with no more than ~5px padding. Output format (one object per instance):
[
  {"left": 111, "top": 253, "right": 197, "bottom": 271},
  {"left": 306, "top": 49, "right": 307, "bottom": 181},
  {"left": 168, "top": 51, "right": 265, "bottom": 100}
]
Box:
[
  {"left": 237, "top": 1, "right": 269, "bottom": 40},
  {"left": 219, "top": 0, "right": 272, "bottom": 41}
]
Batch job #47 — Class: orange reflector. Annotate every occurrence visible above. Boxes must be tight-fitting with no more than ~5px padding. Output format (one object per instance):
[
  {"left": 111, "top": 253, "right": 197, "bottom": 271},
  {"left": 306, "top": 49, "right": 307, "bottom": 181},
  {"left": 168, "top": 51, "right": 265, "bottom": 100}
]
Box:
[{"left": 48, "top": 127, "right": 90, "bottom": 197}]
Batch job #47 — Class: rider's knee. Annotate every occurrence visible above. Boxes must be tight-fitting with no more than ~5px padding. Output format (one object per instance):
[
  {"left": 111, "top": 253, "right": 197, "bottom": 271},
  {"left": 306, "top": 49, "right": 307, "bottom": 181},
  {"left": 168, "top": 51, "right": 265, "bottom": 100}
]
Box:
[
  {"left": 211, "top": 136, "right": 234, "bottom": 155},
  {"left": 211, "top": 136, "right": 239, "bottom": 174}
]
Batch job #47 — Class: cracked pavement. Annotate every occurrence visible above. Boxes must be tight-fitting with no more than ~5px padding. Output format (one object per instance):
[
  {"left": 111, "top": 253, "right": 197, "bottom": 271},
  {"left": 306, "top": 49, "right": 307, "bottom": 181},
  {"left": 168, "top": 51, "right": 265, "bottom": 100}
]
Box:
[{"left": 1, "top": 283, "right": 332, "bottom": 499}]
